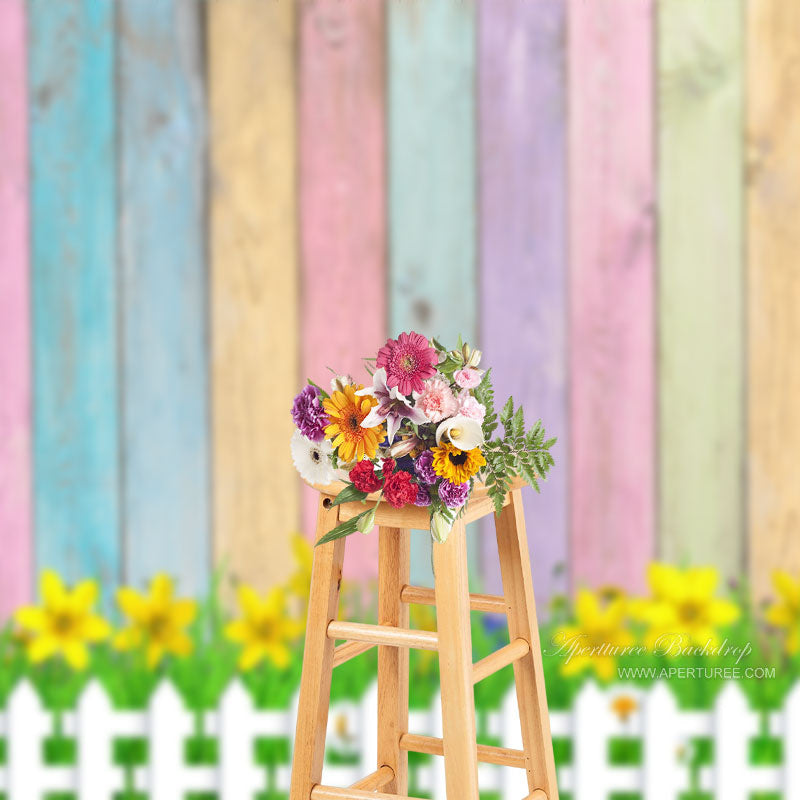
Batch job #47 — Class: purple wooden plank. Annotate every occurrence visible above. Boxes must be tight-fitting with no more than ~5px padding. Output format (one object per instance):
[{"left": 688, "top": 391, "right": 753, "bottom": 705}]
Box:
[
  {"left": 0, "top": 0, "right": 31, "bottom": 620},
  {"left": 478, "top": 0, "right": 568, "bottom": 607},
  {"left": 568, "top": 0, "right": 656, "bottom": 592}
]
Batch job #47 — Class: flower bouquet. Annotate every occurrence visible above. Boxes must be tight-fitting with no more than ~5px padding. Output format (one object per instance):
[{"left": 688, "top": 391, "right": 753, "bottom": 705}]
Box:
[{"left": 290, "top": 332, "right": 556, "bottom": 544}]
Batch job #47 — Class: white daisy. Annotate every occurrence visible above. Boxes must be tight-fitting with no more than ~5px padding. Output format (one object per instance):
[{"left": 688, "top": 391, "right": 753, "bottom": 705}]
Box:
[{"left": 290, "top": 430, "right": 335, "bottom": 485}]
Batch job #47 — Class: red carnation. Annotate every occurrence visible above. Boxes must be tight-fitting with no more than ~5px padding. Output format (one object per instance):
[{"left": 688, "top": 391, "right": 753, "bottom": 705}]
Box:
[
  {"left": 383, "top": 470, "right": 418, "bottom": 509},
  {"left": 381, "top": 458, "right": 396, "bottom": 479},
  {"left": 349, "top": 459, "right": 383, "bottom": 493}
]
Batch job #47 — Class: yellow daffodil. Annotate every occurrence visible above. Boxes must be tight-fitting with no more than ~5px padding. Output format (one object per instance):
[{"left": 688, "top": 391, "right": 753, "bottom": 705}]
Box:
[
  {"left": 14, "top": 571, "right": 110, "bottom": 670},
  {"left": 765, "top": 570, "right": 800, "bottom": 654},
  {"left": 632, "top": 564, "right": 740, "bottom": 650},
  {"left": 114, "top": 574, "right": 196, "bottom": 668},
  {"left": 288, "top": 534, "right": 313, "bottom": 602},
  {"left": 553, "top": 588, "right": 634, "bottom": 680},
  {"left": 225, "top": 585, "right": 304, "bottom": 670}
]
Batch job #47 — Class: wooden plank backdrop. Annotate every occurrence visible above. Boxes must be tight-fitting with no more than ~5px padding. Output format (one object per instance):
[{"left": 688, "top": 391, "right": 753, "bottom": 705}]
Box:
[
  {"left": 388, "top": 0, "right": 478, "bottom": 587},
  {"left": 568, "top": 0, "right": 656, "bottom": 592},
  {"left": 119, "top": 0, "right": 209, "bottom": 595},
  {"left": 747, "top": 0, "right": 800, "bottom": 603},
  {"left": 299, "top": 0, "right": 387, "bottom": 580},
  {"left": 478, "top": 0, "right": 568, "bottom": 603},
  {"left": 0, "top": 0, "right": 31, "bottom": 617},
  {"left": 658, "top": 0, "right": 744, "bottom": 578},
  {"left": 29, "top": 0, "right": 120, "bottom": 591},
  {"left": 208, "top": 0, "right": 299, "bottom": 599}
]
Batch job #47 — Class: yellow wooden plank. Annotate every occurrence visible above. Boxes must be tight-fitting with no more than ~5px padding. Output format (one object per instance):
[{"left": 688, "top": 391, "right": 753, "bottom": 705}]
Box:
[
  {"left": 208, "top": 0, "right": 298, "bottom": 596},
  {"left": 747, "top": 0, "right": 800, "bottom": 602}
]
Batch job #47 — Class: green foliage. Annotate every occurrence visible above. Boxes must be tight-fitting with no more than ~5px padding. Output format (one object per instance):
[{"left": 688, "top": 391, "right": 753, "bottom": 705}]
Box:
[{"left": 475, "top": 371, "right": 557, "bottom": 514}]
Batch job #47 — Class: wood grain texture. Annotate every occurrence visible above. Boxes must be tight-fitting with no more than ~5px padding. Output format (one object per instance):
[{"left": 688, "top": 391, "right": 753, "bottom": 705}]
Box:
[
  {"left": 208, "top": 0, "right": 299, "bottom": 597},
  {"left": 658, "top": 0, "right": 744, "bottom": 578},
  {"left": 747, "top": 0, "right": 800, "bottom": 602},
  {"left": 568, "top": 0, "right": 656, "bottom": 592},
  {"left": 299, "top": 0, "right": 387, "bottom": 579},
  {"left": 0, "top": 0, "right": 31, "bottom": 618},
  {"left": 30, "top": 0, "right": 120, "bottom": 589},
  {"left": 119, "top": 0, "right": 209, "bottom": 594},
  {"left": 388, "top": 0, "right": 477, "bottom": 586},
  {"left": 478, "top": 0, "right": 568, "bottom": 603}
]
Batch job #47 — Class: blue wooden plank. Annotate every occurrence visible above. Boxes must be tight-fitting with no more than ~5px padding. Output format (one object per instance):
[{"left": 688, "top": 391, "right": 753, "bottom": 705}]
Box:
[
  {"left": 30, "top": 0, "right": 119, "bottom": 591},
  {"left": 119, "top": 0, "right": 209, "bottom": 594},
  {"left": 388, "top": 0, "right": 478, "bottom": 587}
]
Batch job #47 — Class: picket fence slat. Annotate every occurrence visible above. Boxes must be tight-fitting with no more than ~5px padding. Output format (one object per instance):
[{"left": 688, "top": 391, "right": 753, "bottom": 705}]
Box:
[{"left": 1, "top": 679, "right": 799, "bottom": 798}]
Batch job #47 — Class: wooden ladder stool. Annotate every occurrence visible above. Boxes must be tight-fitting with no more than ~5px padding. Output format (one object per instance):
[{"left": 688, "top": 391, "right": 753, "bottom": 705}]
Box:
[{"left": 289, "top": 477, "right": 558, "bottom": 800}]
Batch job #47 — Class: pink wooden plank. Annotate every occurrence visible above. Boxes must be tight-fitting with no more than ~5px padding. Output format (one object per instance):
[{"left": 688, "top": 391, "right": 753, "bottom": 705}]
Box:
[
  {"left": 568, "top": 0, "right": 656, "bottom": 592},
  {"left": 299, "top": 0, "right": 386, "bottom": 580},
  {"left": 0, "top": 0, "right": 31, "bottom": 619},
  {"left": 478, "top": 0, "right": 568, "bottom": 605}
]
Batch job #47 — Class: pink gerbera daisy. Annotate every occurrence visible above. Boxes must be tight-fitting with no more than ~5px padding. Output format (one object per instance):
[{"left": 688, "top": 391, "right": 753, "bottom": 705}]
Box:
[{"left": 376, "top": 332, "right": 438, "bottom": 395}]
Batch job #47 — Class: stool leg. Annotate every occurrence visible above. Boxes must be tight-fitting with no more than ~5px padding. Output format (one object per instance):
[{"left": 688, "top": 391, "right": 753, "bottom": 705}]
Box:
[
  {"left": 495, "top": 489, "right": 559, "bottom": 799},
  {"left": 432, "top": 519, "right": 480, "bottom": 800},
  {"left": 290, "top": 498, "right": 345, "bottom": 800},
  {"left": 377, "top": 526, "right": 410, "bottom": 794}
]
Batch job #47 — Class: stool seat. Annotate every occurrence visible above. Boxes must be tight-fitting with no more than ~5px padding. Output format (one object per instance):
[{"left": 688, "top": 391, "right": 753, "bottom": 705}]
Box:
[{"left": 289, "top": 482, "right": 559, "bottom": 800}]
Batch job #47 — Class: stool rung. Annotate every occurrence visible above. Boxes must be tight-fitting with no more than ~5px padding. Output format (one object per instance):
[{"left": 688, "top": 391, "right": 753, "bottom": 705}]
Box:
[
  {"left": 332, "top": 640, "right": 375, "bottom": 668},
  {"left": 472, "top": 637, "right": 530, "bottom": 684},
  {"left": 348, "top": 765, "right": 394, "bottom": 790},
  {"left": 311, "top": 786, "right": 426, "bottom": 800},
  {"left": 400, "top": 584, "right": 507, "bottom": 614},
  {"left": 399, "top": 733, "right": 527, "bottom": 768},
  {"left": 327, "top": 620, "right": 438, "bottom": 651}
]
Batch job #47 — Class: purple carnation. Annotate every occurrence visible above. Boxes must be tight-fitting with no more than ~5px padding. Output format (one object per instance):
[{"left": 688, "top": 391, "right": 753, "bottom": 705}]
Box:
[
  {"left": 438, "top": 479, "right": 470, "bottom": 509},
  {"left": 414, "top": 450, "right": 437, "bottom": 485},
  {"left": 414, "top": 485, "right": 432, "bottom": 507},
  {"left": 291, "top": 385, "right": 328, "bottom": 442}
]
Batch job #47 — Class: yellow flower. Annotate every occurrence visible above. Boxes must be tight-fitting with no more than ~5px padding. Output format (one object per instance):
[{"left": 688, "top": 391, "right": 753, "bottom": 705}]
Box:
[
  {"left": 553, "top": 588, "right": 634, "bottom": 680},
  {"left": 431, "top": 442, "right": 486, "bottom": 484},
  {"left": 288, "top": 534, "right": 313, "bottom": 602},
  {"left": 632, "top": 564, "right": 740, "bottom": 650},
  {"left": 114, "top": 574, "right": 196, "bottom": 669},
  {"left": 410, "top": 603, "right": 438, "bottom": 674},
  {"left": 14, "top": 571, "right": 110, "bottom": 670},
  {"left": 765, "top": 570, "right": 800, "bottom": 654},
  {"left": 323, "top": 384, "right": 383, "bottom": 462},
  {"left": 225, "top": 585, "right": 304, "bottom": 670},
  {"left": 610, "top": 694, "right": 638, "bottom": 723}
]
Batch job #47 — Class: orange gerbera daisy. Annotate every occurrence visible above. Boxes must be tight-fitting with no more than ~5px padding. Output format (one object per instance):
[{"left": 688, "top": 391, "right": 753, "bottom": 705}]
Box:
[{"left": 323, "top": 384, "right": 384, "bottom": 462}]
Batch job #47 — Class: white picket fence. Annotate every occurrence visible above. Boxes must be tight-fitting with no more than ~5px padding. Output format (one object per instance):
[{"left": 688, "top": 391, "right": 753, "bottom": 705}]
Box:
[{"left": 0, "top": 677, "right": 798, "bottom": 799}]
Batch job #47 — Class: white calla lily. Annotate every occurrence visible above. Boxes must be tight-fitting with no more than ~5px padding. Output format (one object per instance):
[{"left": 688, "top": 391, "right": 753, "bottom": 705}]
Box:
[{"left": 434, "top": 415, "right": 484, "bottom": 451}]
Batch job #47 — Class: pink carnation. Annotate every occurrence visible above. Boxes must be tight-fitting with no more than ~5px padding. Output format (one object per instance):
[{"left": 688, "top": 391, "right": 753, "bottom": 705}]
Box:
[
  {"left": 457, "top": 394, "right": 486, "bottom": 423},
  {"left": 416, "top": 377, "right": 458, "bottom": 422},
  {"left": 454, "top": 368, "right": 482, "bottom": 389}
]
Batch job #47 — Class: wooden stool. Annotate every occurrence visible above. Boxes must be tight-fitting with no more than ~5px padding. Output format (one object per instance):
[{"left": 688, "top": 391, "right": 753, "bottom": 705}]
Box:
[{"left": 289, "top": 478, "right": 558, "bottom": 800}]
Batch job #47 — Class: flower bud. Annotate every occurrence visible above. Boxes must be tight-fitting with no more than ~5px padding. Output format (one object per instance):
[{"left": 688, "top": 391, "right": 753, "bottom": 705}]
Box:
[
  {"left": 356, "top": 507, "right": 377, "bottom": 535},
  {"left": 467, "top": 349, "right": 482, "bottom": 368},
  {"left": 430, "top": 512, "right": 453, "bottom": 544}
]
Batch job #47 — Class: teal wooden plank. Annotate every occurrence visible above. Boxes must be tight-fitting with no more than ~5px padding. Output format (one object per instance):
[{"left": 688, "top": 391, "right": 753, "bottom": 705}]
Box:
[
  {"left": 30, "top": 0, "right": 119, "bottom": 590},
  {"left": 119, "top": 0, "right": 209, "bottom": 594},
  {"left": 388, "top": 0, "right": 477, "bottom": 587}
]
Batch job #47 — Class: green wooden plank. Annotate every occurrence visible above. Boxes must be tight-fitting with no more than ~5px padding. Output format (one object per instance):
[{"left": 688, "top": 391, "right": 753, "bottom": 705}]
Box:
[{"left": 658, "top": 0, "right": 744, "bottom": 575}]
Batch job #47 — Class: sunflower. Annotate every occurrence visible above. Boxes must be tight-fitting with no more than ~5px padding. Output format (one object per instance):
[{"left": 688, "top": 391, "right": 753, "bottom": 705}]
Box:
[
  {"left": 323, "top": 384, "right": 384, "bottom": 462},
  {"left": 431, "top": 442, "right": 486, "bottom": 484}
]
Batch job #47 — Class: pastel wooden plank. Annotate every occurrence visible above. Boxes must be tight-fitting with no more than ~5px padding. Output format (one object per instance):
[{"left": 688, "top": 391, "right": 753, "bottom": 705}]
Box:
[
  {"left": 658, "top": 0, "right": 744, "bottom": 577},
  {"left": 299, "top": 0, "right": 386, "bottom": 581},
  {"left": 568, "top": 0, "right": 656, "bottom": 592},
  {"left": 478, "top": 0, "right": 568, "bottom": 604},
  {"left": 29, "top": 0, "right": 120, "bottom": 590},
  {"left": 388, "top": 0, "right": 477, "bottom": 586},
  {"left": 118, "top": 0, "right": 209, "bottom": 594},
  {"left": 0, "top": 0, "right": 31, "bottom": 618},
  {"left": 208, "top": 0, "right": 299, "bottom": 598},
  {"left": 747, "top": 0, "right": 800, "bottom": 602}
]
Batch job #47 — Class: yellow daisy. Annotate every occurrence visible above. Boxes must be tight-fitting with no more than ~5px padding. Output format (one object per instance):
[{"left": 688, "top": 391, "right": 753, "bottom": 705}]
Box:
[
  {"left": 431, "top": 442, "right": 486, "bottom": 484},
  {"left": 323, "top": 384, "right": 383, "bottom": 462},
  {"left": 114, "top": 574, "right": 196, "bottom": 669},
  {"left": 225, "top": 585, "right": 304, "bottom": 670},
  {"left": 765, "top": 570, "right": 800, "bottom": 654},
  {"left": 14, "top": 571, "right": 110, "bottom": 670}
]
